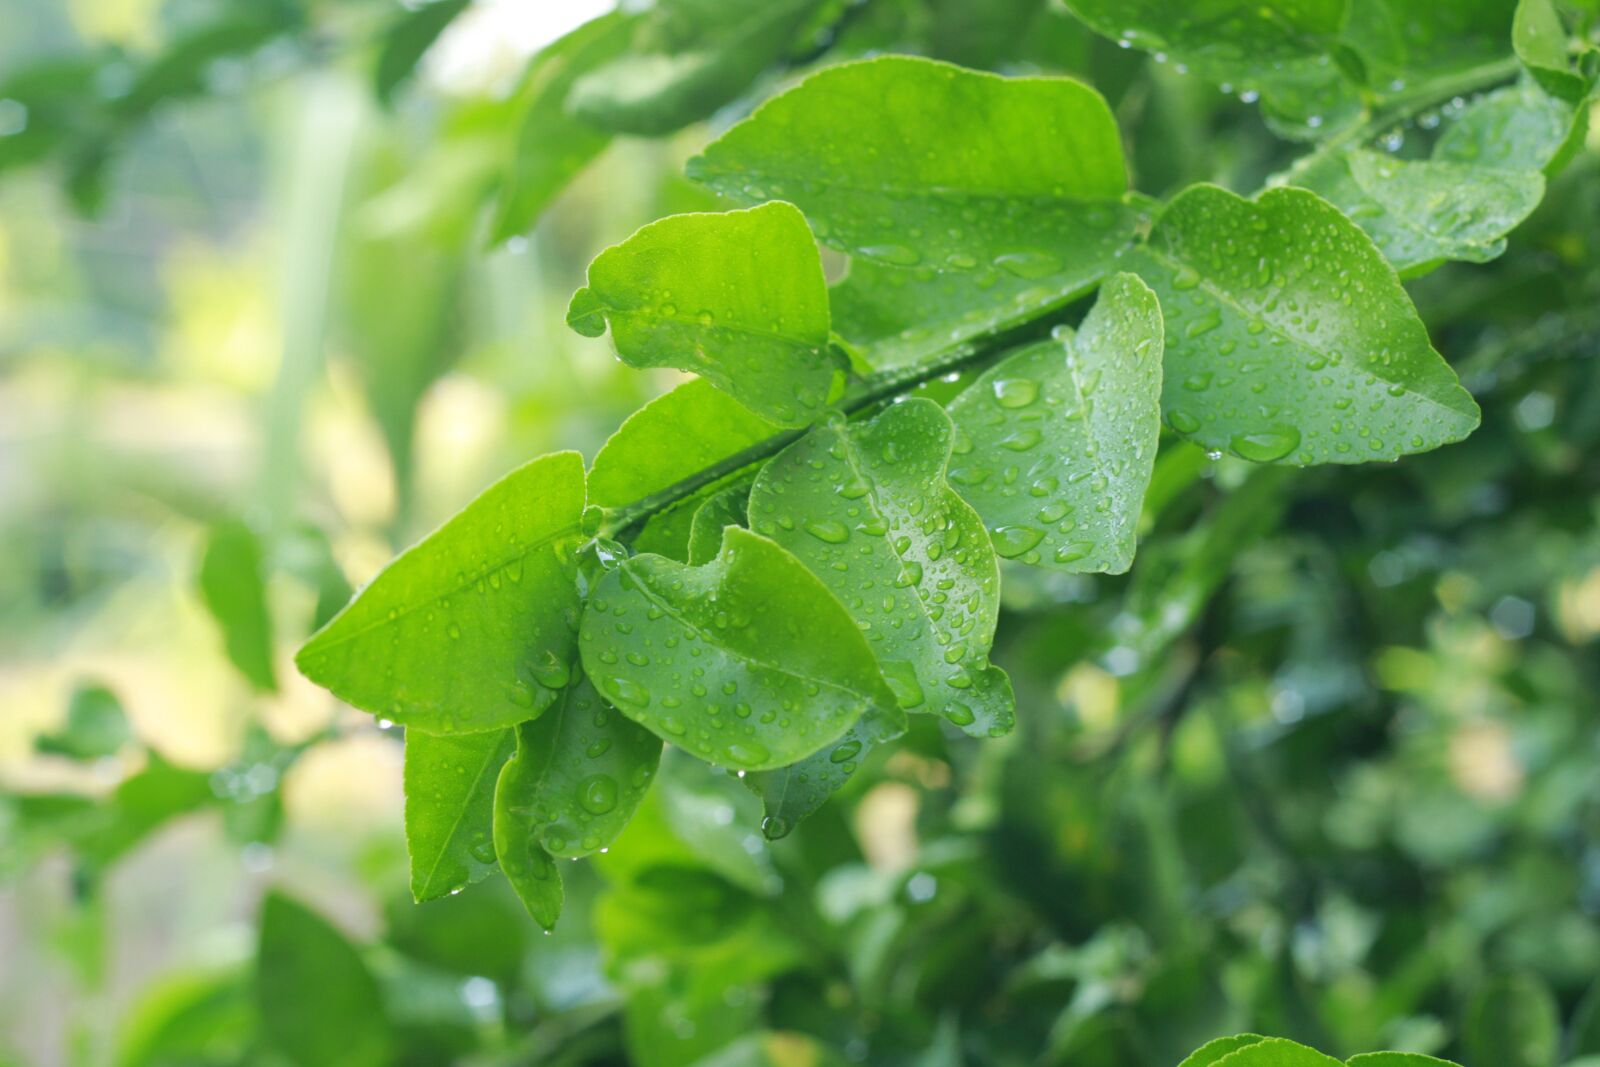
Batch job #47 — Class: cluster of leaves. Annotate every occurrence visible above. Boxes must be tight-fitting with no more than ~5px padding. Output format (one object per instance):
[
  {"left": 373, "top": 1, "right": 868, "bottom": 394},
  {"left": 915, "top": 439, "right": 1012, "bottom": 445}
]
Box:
[{"left": 294, "top": 0, "right": 1598, "bottom": 933}]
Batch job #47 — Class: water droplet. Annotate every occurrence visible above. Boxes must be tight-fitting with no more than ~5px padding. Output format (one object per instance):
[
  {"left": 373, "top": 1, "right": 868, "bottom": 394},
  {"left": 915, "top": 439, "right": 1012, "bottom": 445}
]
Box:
[
  {"left": 725, "top": 741, "right": 772, "bottom": 765},
  {"left": 579, "top": 774, "right": 618, "bottom": 815},
  {"left": 1229, "top": 425, "right": 1302, "bottom": 463},
  {"left": 608, "top": 677, "right": 651, "bottom": 707},
  {"left": 804, "top": 520, "right": 850, "bottom": 544},
  {"left": 991, "top": 377, "right": 1040, "bottom": 408},
  {"left": 860, "top": 243, "right": 921, "bottom": 266},
  {"left": 992, "top": 525, "right": 1045, "bottom": 558},
  {"left": 880, "top": 660, "right": 925, "bottom": 708},
  {"left": 993, "top": 250, "right": 1062, "bottom": 279}
]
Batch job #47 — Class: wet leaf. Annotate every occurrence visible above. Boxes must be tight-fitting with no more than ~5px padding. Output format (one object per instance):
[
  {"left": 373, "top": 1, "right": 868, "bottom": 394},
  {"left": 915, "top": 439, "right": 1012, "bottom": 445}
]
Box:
[
  {"left": 947, "top": 273, "right": 1164, "bottom": 574},
  {"left": 568, "top": 202, "right": 839, "bottom": 427},
  {"left": 689, "top": 56, "right": 1136, "bottom": 276},
  {"left": 297, "top": 452, "right": 587, "bottom": 734},
  {"left": 579, "top": 528, "right": 899, "bottom": 771},
  {"left": 1128, "top": 184, "right": 1480, "bottom": 464},
  {"left": 404, "top": 727, "right": 515, "bottom": 903}
]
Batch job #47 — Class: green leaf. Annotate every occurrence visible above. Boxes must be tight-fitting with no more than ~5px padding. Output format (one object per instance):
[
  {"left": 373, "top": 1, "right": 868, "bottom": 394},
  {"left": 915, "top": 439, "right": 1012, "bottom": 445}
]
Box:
[
  {"left": 373, "top": 0, "right": 470, "bottom": 106},
  {"left": 1433, "top": 81, "right": 1578, "bottom": 173},
  {"left": 1127, "top": 184, "right": 1480, "bottom": 464},
  {"left": 403, "top": 727, "right": 515, "bottom": 903},
  {"left": 198, "top": 518, "right": 277, "bottom": 692},
  {"left": 296, "top": 452, "right": 587, "bottom": 734},
  {"left": 1203, "top": 1037, "right": 1341, "bottom": 1067},
  {"left": 1514, "top": 0, "right": 1586, "bottom": 101},
  {"left": 489, "top": 12, "right": 638, "bottom": 241},
  {"left": 687, "top": 484, "right": 750, "bottom": 565},
  {"left": 1059, "top": 0, "right": 1355, "bottom": 138},
  {"left": 35, "top": 681, "right": 130, "bottom": 760},
  {"left": 1295, "top": 150, "right": 1544, "bottom": 274},
  {"left": 116, "top": 968, "right": 255, "bottom": 1067},
  {"left": 688, "top": 56, "right": 1137, "bottom": 276},
  {"left": 1177, "top": 1035, "right": 1267, "bottom": 1067},
  {"left": 749, "top": 399, "right": 1012, "bottom": 737},
  {"left": 590, "top": 381, "right": 784, "bottom": 516},
  {"left": 946, "top": 272, "right": 1164, "bottom": 574},
  {"left": 256, "top": 892, "right": 392, "bottom": 1067},
  {"left": 73, "top": 755, "right": 214, "bottom": 869},
  {"left": 1461, "top": 973, "right": 1561, "bottom": 1067},
  {"left": 568, "top": 202, "right": 839, "bottom": 427},
  {"left": 566, "top": 0, "right": 822, "bottom": 136},
  {"left": 493, "top": 670, "right": 661, "bottom": 927},
  {"left": 1345, "top": 1054, "right": 1462, "bottom": 1067},
  {"left": 384, "top": 885, "right": 529, "bottom": 985},
  {"left": 742, "top": 702, "right": 903, "bottom": 840},
  {"left": 579, "top": 528, "right": 900, "bottom": 770}
]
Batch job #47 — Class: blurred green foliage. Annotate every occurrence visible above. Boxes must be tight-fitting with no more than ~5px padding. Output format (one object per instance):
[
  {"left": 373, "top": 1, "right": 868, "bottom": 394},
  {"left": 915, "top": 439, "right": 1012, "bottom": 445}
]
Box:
[{"left": 1, "top": 1, "right": 1600, "bottom": 1066}]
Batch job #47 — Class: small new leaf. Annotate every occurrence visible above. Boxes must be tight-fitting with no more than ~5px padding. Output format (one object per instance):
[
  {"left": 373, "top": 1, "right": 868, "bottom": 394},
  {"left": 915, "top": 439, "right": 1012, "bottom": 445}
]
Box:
[
  {"left": 296, "top": 451, "right": 586, "bottom": 734},
  {"left": 568, "top": 202, "right": 838, "bottom": 427},
  {"left": 579, "top": 528, "right": 900, "bottom": 770}
]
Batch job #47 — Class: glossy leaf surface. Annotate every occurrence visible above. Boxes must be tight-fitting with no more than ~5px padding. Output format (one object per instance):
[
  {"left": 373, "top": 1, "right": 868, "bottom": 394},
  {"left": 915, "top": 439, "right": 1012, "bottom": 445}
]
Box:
[
  {"left": 689, "top": 56, "right": 1135, "bottom": 276},
  {"left": 946, "top": 273, "right": 1164, "bottom": 574},
  {"left": 404, "top": 727, "right": 514, "bottom": 903},
  {"left": 749, "top": 399, "right": 1013, "bottom": 737},
  {"left": 297, "top": 452, "right": 586, "bottom": 734},
  {"left": 1128, "top": 184, "right": 1480, "bottom": 464},
  {"left": 579, "top": 528, "right": 899, "bottom": 770},
  {"left": 568, "top": 202, "right": 837, "bottom": 426}
]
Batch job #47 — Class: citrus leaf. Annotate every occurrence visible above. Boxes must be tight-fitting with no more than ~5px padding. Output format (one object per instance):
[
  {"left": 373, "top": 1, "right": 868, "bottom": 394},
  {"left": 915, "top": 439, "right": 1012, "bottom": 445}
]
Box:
[
  {"left": 1127, "top": 184, "right": 1480, "bottom": 464},
  {"left": 296, "top": 451, "right": 586, "bottom": 734},
  {"left": 567, "top": 0, "right": 822, "bottom": 136},
  {"left": 743, "top": 701, "right": 904, "bottom": 840},
  {"left": 404, "top": 727, "right": 515, "bottom": 903},
  {"left": 35, "top": 682, "right": 130, "bottom": 761},
  {"left": 688, "top": 56, "right": 1134, "bottom": 276},
  {"left": 749, "top": 398, "right": 1014, "bottom": 737},
  {"left": 198, "top": 518, "right": 277, "bottom": 692},
  {"left": 1178, "top": 1035, "right": 1268, "bottom": 1067},
  {"left": 1295, "top": 150, "right": 1544, "bottom": 274},
  {"left": 579, "top": 528, "right": 899, "bottom": 770},
  {"left": 372, "top": 0, "right": 469, "bottom": 107},
  {"left": 256, "top": 892, "right": 392, "bottom": 1067},
  {"left": 946, "top": 272, "right": 1164, "bottom": 574},
  {"left": 493, "top": 670, "right": 661, "bottom": 928},
  {"left": 1206, "top": 1037, "right": 1342, "bottom": 1067},
  {"left": 1462, "top": 973, "right": 1560, "bottom": 1067},
  {"left": 489, "top": 11, "right": 638, "bottom": 241},
  {"left": 1433, "top": 81, "right": 1578, "bottom": 173},
  {"left": 1346, "top": 1055, "right": 1462, "bottom": 1067},
  {"left": 568, "top": 202, "right": 839, "bottom": 427},
  {"left": 687, "top": 484, "right": 750, "bottom": 565},
  {"left": 1514, "top": 0, "right": 1586, "bottom": 101}
]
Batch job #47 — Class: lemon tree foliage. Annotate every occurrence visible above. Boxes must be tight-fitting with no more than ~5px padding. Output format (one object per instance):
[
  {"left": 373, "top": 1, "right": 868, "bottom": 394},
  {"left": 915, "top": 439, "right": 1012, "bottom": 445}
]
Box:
[{"left": 271, "top": 1, "right": 1599, "bottom": 946}]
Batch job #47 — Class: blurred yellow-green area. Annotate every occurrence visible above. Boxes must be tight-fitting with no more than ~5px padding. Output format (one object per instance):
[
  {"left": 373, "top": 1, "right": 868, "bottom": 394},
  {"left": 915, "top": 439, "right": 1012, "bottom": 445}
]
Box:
[{"left": 4, "top": 1, "right": 1600, "bottom": 1066}]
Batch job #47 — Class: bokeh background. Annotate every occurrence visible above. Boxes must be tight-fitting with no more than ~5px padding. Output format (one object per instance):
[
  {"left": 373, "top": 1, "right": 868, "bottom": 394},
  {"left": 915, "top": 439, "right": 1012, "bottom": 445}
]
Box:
[{"left": 3, "top": 1, "right": 1600, "bottom": 1066}]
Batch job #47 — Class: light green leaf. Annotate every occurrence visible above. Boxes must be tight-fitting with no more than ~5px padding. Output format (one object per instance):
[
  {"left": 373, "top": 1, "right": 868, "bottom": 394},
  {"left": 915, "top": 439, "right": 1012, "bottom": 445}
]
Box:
[
  {"left": 296, "top": 452, "right": 586, "bottom": 734},
  {"left": 35, "top": 682, "right": 130, "bottom": 760},
  {"left": 1345, "top": 1054, "right": 1462, "bottom": 1067},
  {"left": 946, "top": 272, "right": 1164, "bottom": 574},
  {"left": 1127, "top": 184, "right": 1480, "bottom": 464},
  {"left": 493, "top": 670, "right": 661, "bottom": 927},
  {"left": 489, "top": 12, "right": 638, "bottom": 241},
  {"left": 568, "top": 202, "right": 839, "bottom": 427},
  {"left": 1295, "top": 150, "right": 1544, "bottom": 273},
  {"left": 1433, "top": 81, "right": 1577, "bottom": 173},
  {"left": 74, "top": 755, "right": 214, "bottom": 869},
  {"left": 1514, "top": 0, "right": 1586, "bottom": 101},
  {"left": 116, "top": 968, "right": 254, "bottom": 1067},
  {"left": 687, "top": 484, "right": 750, "bottom": 565},
  {"left": 742, "top": 701, "right": 904, "bottom": 839},
  {"left": 567, "top": 0, "right": 821, "bottom": 137},
  {"left": 1059, "top": 0, "right": 1356, "bottom": 138},
  {"left": 198, "top": 518, "right": 276, "bottom": 692},
  {"left": 579, "top": 527, "right": 899, "bottom": 770},
  {"left": 830, "top": 235, "right": 1143, "bottom": 372},
  {"left": 256, "top": 892, "right": 392, "bottom": 1067},
  {"left": 1462, "top": 973, "right": 1561, "bottom": 1067},
  {"left": 1207, "top": 1037, "right": 1342, "bottom": 1067},
  {"left": 1178, "top": 1035, "right": 1267, "bottom": 1067},
  {"left": 589, "top": 378, "right": 784, "bottom": 552},
  {"left": 404, "top": 727, "right": 514, "bottom": 903},
  {"left": 749, "top": 398, "right": 1013, "bottom": 737},
  {"left": 688, "top": 56, "right": 1136, "bottom": 277}
]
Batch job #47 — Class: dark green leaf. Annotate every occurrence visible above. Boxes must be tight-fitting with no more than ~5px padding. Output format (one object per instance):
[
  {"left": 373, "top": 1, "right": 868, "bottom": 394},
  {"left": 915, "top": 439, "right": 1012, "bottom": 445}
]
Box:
[
  {"left": 1128, "top": 184, "right": 1480, "bottom": 463},
  {"left": 946, "top": 272, "right": 1164, "bottom": 574},
  {"left": 373, "top": 0, "right": 470, "bottom": 106},
  {"left": 688, "top": 56, "right": 1136, "bottom": 275},
  {"left": 687, "top": 484, "right": 750, "bottom": 566},
  {"left": 579, "top": 527, "right": 900, "bottom": 770},
  {"left": 568, "top": 202, "right": 839, "bottom": 427},
  {"left": 1461, "top": 973, "right": 1560, "bottom": 1067},
  {"left": 404, "top": 727, "right": 515, "bottom": 902},
  {"left": 297, "top": 452, "right": 587, "bottom": 734},
  {"left": 256, "top": 892, "right": 392, "bottom": 1067},
  {"left": 198, "top": 518, "right": 277, "bottom": 692}
]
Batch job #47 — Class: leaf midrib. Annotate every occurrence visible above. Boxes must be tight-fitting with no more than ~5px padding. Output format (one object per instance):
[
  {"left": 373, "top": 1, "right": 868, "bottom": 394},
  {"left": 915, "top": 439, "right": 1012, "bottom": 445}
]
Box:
[{"left": 415, "top": 733, "right": 511, "bottom": 899}]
